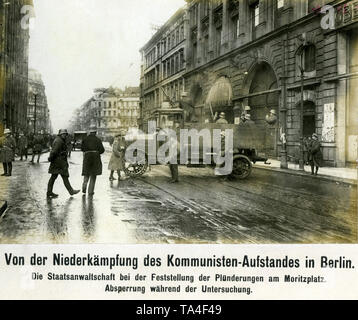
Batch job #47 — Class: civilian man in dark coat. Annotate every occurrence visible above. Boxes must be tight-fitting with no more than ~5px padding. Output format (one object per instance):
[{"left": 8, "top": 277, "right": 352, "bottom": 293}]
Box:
[
  {"left": 47, "top": 129, "right": 80, "bottom": 198},
  {"left": 18, "top": 133, "right": 28, "bottom": 161},
  {"left": 308, "top": 133, "right": 323, "bottom": 175},
  {"left": 81, "top": 127, "right": 105, "bottom": 196}
]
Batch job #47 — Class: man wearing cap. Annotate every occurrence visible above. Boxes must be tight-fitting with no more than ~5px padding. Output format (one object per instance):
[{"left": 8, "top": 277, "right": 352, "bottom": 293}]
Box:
[
  {"left": 0, "top": 129, "right": 16, "bottom": 176},
  {"left": 47, "top": 129, "right": 80, "bottom": 198},
  {"left": 307, "top": 133, "right": 323, "bottom": 175},
  {"left": 81, "top": 126, "right": 105, "bottom": 196},
  {"left": 215, "top": 112, "right": 229, "bottom": 124}
]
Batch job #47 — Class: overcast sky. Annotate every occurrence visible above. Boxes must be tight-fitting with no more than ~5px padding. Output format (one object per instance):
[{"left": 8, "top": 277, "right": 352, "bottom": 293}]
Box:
[{"left": 29, "top": 0, "right": 184, "bottom": 132}]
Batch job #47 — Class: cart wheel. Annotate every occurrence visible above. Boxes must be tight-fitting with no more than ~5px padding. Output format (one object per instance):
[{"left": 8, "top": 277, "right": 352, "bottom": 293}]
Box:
[
  {"left": 123, "top": 153, "right": 148, "bottom": 178},
  {"left": 231, "top": 156, "right": 252, "bottom": 180}
]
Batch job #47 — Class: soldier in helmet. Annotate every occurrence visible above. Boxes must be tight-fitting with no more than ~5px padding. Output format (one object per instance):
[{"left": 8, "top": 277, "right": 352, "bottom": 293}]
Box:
[
  {"left": 214, "top": 112, "right": 229, "bottom": 124},
  {"left": 241, "top": 106, "right": 251, "bottom": 123},
  {"left": 47, "top": 129, "right": 80, "bottom": 198},
  {"left": 266, "top": 109, "right": 278, "bottom": 125},
  {"left": 0, "top": 129, "right": 16, "bottom": 176}
]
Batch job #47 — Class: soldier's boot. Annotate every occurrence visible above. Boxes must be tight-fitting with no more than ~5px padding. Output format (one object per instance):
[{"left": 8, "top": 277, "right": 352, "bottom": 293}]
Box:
[
  {"left": 109, "top": 171, "right": 116, "bottom": 181},
  {"left": 311, "top": 166, "right": 314, "bottom": 175},
  {"left": 47, "top": 175, "right": 59, "bottom": 198},
  {"left": 117, "top": 170, "right": 121, "bottom": 180},
  {"left": 82, "top": 176, "right": 89, "bottom": 194},
  {"left": 7, "top": 163, "right": 12, "bottom": 176},
  {"left": 61, "top": 175, "right": 79, "bottom": 196},
  {"left": 315, "top": 167, "right": 319, "bottom": 176}
]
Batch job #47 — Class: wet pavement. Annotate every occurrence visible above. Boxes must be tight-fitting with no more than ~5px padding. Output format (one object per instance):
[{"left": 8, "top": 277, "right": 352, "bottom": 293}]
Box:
[{"left": 0, "top": 149, "right": 356, "bottom": 244}]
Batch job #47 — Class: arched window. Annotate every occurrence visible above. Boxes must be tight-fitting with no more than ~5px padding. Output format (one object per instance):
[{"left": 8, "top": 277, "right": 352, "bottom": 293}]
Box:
[
  {"left": 303, "top": 44, "right": 316, "bottom": 72},
  {"left": 296, "top": 44, "right": 316, "bottom": 77}
]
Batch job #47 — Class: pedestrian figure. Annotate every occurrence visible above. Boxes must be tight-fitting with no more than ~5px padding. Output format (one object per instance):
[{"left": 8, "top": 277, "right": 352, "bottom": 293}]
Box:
[
  {"left": 163, "top": 126, "right": 179, "bottom": 183},
  {"left": 303, "top": 136, "right": 312, "bottom": 165},
  {"left": 66, "top": 134, "right": 73, "bottom": 158},
  {"left": 307, "top": 133, "right": 323, "bottom": 175},
  {"left": 108, "top": 130, "right": 126, "bottom": 181},
  {"left": 243, "top": 113, "right": 255, "bottom": 124},
  {"left": 0, "top": 129, "right": 16, "bottom": 176},
  {"left": 214, "top": 112, "right": 229, "bottom": 124},
  {"left": 81, "top": 127, "right": 105, "bottom": 196},
  {"left": 31, "top": 133, "right": 43, "bottom": 163},
  {"left": 18, "top": 133, "right": 28, "bottom": 161},
  {"left": 47, "top": 129, "right": 80, "bottom": 198}
]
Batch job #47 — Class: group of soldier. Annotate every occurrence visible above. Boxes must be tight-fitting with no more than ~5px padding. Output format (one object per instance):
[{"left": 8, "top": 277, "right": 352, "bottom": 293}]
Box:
[{"left": 0, "top": 129, "right": 56, "bottom": 177}]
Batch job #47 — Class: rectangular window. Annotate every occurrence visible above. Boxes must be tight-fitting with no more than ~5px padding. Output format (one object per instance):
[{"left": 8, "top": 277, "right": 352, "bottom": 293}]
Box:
[
  {"left": 254, "top": 3, "right": 260, "bottom": 27},
  {"left": 237, "top": 18, "right": 240, "bottom": 37}
]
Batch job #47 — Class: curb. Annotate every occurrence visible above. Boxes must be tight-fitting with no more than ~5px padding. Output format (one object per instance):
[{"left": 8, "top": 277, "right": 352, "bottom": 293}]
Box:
[
  {"left": 253, "top": 164, "right": 357, "bottom": 186},
  {"left": 0, "top": 201, "right": 8, "bottom": 218}
]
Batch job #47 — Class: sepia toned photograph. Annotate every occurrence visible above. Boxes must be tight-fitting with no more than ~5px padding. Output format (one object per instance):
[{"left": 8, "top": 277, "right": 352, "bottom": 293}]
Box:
[{"left": 0, "top": 0, "right": 357, "bottom": 245}]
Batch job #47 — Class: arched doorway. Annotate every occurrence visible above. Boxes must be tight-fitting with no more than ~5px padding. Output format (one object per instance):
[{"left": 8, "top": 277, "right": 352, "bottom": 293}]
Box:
[
  {"left": 205, "top": 76, "right": 233, "bottom": 123},
  {"left": 248, "top": 62, "right": 279, "bottom": 158}
]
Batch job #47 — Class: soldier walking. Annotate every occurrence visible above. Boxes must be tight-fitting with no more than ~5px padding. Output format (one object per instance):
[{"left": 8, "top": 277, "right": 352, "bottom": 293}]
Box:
[
  {"left": 81, "top": 126, "right": 105, "bottom": 196},
  {"left": 0, "top": 129, "right": 16, "bottom": 177},
  {"left": 47, "top": 129, "right": 80, "bottom": 198}
]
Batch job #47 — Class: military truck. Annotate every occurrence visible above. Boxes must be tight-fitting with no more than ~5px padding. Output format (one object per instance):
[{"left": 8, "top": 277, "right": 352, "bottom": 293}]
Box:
[{"left": 123, "top": 108, "right": 270, "bottom": 180}]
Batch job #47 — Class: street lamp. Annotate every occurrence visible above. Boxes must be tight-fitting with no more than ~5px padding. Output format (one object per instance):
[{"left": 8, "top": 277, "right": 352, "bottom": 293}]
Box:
[{"left": 280, "top": 37, "right": 288, "bottom": 169}]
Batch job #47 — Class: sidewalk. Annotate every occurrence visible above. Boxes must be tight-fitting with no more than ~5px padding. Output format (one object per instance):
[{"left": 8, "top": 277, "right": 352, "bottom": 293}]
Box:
[{"left": 254, "top": 159, "right": 357, "bottom": 185}]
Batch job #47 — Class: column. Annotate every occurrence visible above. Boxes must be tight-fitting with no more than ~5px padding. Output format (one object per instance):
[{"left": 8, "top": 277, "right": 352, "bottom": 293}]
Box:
[{"left": 336, "top": 32, "right": 347, "bottom": 166}]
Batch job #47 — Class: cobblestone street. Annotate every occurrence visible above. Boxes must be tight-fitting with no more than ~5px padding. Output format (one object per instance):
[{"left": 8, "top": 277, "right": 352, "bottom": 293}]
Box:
[{"left": 0, "top": 148, "right": 356, "bottom": 244}]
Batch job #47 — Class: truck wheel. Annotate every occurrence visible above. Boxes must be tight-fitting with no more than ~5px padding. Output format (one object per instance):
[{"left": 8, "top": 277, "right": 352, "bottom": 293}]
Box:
[
  {"left": 231, "top": 156, "right": 252, "bottom": 180},
  {"left": 123, "top": 153, "right": 148, "bottom": 177}
]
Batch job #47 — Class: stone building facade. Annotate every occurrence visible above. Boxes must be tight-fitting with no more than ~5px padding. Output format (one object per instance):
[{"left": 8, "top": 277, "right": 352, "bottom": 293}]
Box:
[
  {"left": 0, "top": 0, "right": 33, "bottom": 134},
  {"left": 72, "top": 87, "right": 140, "bottom": 139},
  {"left": 139, "top": 7, "right": 187, "bottom": 131},
  {"left": 27, "top": 68, "right": 51, "bottom": 134},
  {"left": 140, "top": 0, "right": 358, "bottom": 167}
]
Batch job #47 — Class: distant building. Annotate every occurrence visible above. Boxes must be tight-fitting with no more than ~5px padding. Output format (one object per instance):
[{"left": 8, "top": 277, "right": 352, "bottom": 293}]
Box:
[
  {"left": 27, "top": 68, "right": 51, "bottom": 134},
  {"left": 139, "top": 7, "right": 187, "bottom": 131},
  {"left": 0, "top": 0, "right": 33, "bottom": 134},
  {"left": 72, "top": 87, "right": 140, "bottom": 139}
]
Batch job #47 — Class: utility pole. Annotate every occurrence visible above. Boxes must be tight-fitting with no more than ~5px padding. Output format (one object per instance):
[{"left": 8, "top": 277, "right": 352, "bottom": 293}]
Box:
[{"left": 280, "top": 35, "right": 288, "bottom": 169}]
